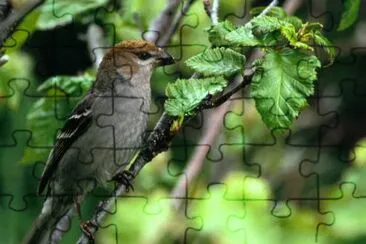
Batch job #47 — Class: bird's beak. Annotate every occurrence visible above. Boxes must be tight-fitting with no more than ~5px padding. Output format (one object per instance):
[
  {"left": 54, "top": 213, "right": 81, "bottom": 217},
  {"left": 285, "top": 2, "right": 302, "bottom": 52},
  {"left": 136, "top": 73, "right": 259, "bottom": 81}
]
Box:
[{"left": 158, "top": 51, "right": 175, "bottom": 66}]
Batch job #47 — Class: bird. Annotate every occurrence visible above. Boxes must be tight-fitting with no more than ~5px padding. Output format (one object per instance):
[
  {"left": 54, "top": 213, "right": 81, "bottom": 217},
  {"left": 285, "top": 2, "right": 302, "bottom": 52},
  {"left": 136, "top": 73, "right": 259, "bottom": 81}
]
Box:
[{"left": 22, "top": 40, "right": 175, "bottom": 244}]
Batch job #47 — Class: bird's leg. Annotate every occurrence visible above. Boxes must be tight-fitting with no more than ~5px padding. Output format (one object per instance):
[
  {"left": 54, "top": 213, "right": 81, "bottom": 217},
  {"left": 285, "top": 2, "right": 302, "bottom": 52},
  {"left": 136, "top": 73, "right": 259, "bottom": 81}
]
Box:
[
  {"left": 111, "top": 170, "right": 135, "bottom": 192},
  {"left": 74, "top": 196, "right": 98, "bottom": 241}
]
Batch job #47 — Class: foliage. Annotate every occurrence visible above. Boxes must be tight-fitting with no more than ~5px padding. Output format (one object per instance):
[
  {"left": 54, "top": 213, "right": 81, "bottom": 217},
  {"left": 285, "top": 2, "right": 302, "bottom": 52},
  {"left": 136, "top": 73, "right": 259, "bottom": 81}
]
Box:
[
  {"left": 164, "top": 76, "right": 227, "bottom": 117},
  {"left": 337, "top": 0, "right": 361, "bottom": 31},
  {"left": 37, "top": 0, "right": 108, "bottom": 29},
  {"left": 251, "top": 49, "right": 320, "bottom": 129},
  {"left": 185, "top": 47, "right": 246, "bottom": 77},
  {"left": 165, "top": 7, "right": 334, "bottom": 130}
]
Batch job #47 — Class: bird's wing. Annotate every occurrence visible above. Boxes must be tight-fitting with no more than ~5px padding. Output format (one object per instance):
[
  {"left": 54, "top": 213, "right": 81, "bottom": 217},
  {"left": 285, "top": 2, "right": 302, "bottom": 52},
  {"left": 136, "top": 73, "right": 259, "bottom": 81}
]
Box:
[{"left": 38, "top": 92, "right": 97, "bottom": 195}]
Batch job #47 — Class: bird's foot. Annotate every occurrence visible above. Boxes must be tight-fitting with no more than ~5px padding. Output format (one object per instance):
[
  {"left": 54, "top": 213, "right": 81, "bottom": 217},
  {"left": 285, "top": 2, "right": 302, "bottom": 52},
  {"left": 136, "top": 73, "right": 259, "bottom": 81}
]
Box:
[
  {"left": 112, "top": 170, "right": 135, "bottom": 192},
  {"left": 80, "top": 220, "right": 98, "bottom": 241}
]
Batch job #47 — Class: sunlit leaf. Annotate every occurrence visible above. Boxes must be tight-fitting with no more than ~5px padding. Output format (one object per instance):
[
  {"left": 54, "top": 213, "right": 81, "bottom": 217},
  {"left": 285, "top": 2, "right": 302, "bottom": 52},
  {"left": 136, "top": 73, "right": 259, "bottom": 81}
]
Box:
[
  {"left": 250, "top": 6, "right": 287, "bottom": 19},
  {"left": 280, "top": 24, "right": 313, "bottom": 51},
  {"left": 207, "top": 20, "right": 236, "bottom": 46},
  {"left": 225, "top": 26, "right": 262, "bottom": 46},
  {"left": 250, "top": 15, "right": 283, "bottom": 33},
  {"left": 185, "top": 47, "right": 245, "bottom": 76},
  {"left": 251, "top": 48, "right": 321, "bottom": 129},
  {"left": 164, "top": 76, "right": 228, "bottom": 116}
]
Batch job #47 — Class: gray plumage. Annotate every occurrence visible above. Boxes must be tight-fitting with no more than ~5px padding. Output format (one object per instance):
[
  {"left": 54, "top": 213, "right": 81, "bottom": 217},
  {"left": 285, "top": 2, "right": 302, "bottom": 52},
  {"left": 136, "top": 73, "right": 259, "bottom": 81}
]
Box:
[{"left": 23, "top": 40, "right": 174, "bottom": 244}]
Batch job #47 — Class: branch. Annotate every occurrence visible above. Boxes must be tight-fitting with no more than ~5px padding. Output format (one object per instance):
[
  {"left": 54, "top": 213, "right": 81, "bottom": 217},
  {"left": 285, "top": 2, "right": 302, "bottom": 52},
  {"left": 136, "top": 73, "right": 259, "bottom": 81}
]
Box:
[
  {"left": 145, "top": 0, "right": 184, "bottom": 45},
  {"left": 258, "top": 0, "right": 279, "bottom": 17},
  {"left": 0, "top": 0, "right": 45, "bottom": 67},
  {"left": 211, "top": 0, "right": 219, "bottom": 25},
  {"left": 0, "top": 0, "right": 45, "bottom": 48}
]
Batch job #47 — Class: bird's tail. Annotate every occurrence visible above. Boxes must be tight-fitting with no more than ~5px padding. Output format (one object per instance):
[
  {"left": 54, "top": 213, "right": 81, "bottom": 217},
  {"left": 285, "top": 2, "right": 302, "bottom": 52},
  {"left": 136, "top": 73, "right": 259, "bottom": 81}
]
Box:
[{"left": 22, "top": 197, "right": 74, "bottom": 244}]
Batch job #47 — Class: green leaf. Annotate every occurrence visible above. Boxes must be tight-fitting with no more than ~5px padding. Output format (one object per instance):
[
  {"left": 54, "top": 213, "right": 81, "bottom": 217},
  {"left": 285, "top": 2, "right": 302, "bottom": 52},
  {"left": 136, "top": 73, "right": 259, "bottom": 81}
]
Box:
[
  {"left": 250, "top": 15, "right": 283, "bottom": 33},
  {"left": 251, "top": 49, "right": 321, "bottom": 129},
  {"left": 164, "top": 77, "right": 228, "bottom": 116},
  {"left": 250, "top": 6, "right": 303, "bottom": 30},
  {"left": 225, "top": 26, "right": 262, "bottom": 46},
  {"left": 185, "top": 47, "right": 246, "bottom": 76},
  {"left": 37, "top": 0, "right": 108, "bottom": 30},
  {"left": 337, "top": 0, "right": 361, "bottom": 31},
  {"left": 21, "top": 74, "right": 94, "bottom": 164},
  {"left": 280, "top": 24, "right": 313, "bottom": 51},
  {"left": 313, "top": 31, "right": 336, "bottom": 65},
  {"left": 283, "top": 16, "right": 303, "bottom": 30},
  {"left": 250, "top": 6, "right": 287, "bottom": 19},
  {"left": 207, "top": 20, "right": 236, "bottom": 46},
  {"left": 302, "top": 22, "right": 323, "bottom": 32}
]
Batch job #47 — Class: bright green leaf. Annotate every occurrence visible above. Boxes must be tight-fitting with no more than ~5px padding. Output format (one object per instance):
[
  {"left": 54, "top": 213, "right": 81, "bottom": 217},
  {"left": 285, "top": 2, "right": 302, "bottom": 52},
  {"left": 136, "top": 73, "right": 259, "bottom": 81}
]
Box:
[
  {"left": 250, "top": 15, "right": 283, "bottom": 33},
  {"left": 280, "top": 24, "right": 313, "bottom": 51},
  {"left": 164, "top": 77, "right": 228, "bottom": 116},
  {"left": 225, "top": 26, "right": 262, "bottom": 46},
  {"left": 250, "top": 6, "right": 287, "bottom": 19},
  {"left": 283, "top": 16, "right": 303, "bottom": 30},
  {"left": 337, "top": 0, "right": 361, "bottom": 31},
  {"left": 302, "top": 22, "right": 323, "bottom": 32},
  {"left": 37, "top": 0, "right": 108, "bottom": 30},
  {"left": 21, "top": 74, "right": 94, "bottom": 164},
  {"left": 251, "top": 49, "right": 321, "bottom": 129},
  {"left": 207, "top": 20, "right": 236, "bottom": 46},
  {"left": 185, "top": 47, "right": 245, "bottom": 76},
  {"left": 250, "top": 6, "right": 303, "bottom": 30}
]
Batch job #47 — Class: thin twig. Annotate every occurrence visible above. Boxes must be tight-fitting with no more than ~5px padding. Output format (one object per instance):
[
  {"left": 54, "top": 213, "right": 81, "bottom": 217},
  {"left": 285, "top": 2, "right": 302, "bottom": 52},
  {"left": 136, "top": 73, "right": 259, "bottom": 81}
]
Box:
[
  {"left": 203, "top": 0, "right": 212, "bottom": 18},
  {"left": 211, "top": 0, "right": 219, "bottom": 25},
  {"left": 258, "top": 0, "right": 279, "bottom": 17},
  {"left": 0, "top": 0, "right": 45, "bottom": 67}
]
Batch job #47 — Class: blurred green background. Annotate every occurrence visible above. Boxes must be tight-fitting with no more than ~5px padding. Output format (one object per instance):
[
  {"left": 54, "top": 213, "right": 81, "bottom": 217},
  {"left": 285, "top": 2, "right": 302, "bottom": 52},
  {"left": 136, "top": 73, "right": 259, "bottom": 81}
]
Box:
[{"left": 1, "top": 0, "right": 366, "bottom": 243}]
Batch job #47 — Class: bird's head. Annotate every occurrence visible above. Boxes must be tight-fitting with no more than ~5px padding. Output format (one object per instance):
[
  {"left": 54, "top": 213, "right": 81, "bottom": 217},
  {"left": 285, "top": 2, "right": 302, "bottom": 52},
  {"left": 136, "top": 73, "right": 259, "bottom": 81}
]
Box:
[{"left": 94, "top": 40, "right": 174, "bottom": 92}]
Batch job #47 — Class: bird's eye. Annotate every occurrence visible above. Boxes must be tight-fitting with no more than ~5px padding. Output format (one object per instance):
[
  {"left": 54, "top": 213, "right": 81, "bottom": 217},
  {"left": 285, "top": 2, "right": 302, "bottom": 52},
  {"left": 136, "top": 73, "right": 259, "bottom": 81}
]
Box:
[{"left": 136, "top": 52, "right": 152, "bottom": 60}]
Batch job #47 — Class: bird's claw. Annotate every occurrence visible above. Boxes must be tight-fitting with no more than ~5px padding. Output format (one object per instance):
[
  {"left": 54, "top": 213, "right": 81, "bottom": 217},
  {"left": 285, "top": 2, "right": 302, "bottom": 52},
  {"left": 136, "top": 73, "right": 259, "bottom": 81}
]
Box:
[
  {"left": 80, "top": 220, "right": 98, "bottom": 241},
  {"left": 112, "top": 170, "right": 135, "bottom": 192}
]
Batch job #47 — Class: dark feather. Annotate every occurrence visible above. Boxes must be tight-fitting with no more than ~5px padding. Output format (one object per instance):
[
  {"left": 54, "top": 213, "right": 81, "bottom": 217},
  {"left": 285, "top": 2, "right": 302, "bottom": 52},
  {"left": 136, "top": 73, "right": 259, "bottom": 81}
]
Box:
[{"left": 38, "top": 92, "right": 97, "bottom": 195}]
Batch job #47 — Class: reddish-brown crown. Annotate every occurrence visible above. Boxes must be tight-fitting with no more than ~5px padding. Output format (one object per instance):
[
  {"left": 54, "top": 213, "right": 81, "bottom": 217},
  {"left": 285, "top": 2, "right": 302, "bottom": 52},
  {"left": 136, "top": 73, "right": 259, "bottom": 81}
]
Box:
[
  {"left": 114, "top": 40, "right": 158, "bottom": 52},
  {"left": 102, "top": 40, "right": 159, "bottom": 61}
]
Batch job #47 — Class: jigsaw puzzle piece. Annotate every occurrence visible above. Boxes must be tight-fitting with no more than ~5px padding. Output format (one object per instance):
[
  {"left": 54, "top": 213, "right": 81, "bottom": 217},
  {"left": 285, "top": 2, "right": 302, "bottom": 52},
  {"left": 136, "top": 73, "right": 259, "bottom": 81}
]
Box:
[
  {"left": 94, "top": 192, "right": 201, "bottom": 244},
  {"left": 185, "top": 183, "right": 246, "bottom": 243},
  {"left": 317, "top": 182, "right": 366, "bottom": 242},
  {"left": 0, "top": 131, "right": 42, "bottom": 217}
]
